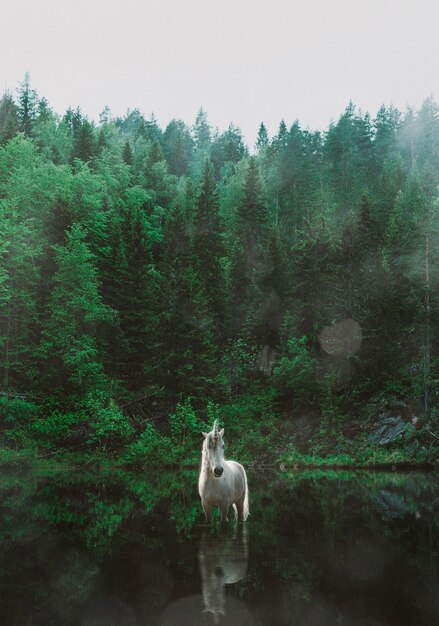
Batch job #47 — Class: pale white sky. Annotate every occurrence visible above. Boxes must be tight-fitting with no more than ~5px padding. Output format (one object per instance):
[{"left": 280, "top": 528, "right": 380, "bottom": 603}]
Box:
[{"left": 1, "top": 0, "right": 438, "bottom": 145}]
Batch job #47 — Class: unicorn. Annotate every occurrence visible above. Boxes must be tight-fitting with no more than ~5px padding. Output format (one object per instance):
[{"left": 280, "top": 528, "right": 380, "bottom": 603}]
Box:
[{"left": 198, "top": 420, "right": 249, "bottom": 523}]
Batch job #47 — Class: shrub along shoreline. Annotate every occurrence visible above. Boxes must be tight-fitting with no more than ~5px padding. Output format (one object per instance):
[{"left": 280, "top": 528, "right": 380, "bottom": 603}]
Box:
[{"left": 1, "top": 388, "right": 437, "bottom": 472}]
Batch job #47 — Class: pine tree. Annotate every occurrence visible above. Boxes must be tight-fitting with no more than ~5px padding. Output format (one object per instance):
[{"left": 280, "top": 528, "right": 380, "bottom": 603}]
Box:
[
  {"left": 0, "top": 92, "right": 19, "bottom": 144},
  {"left": 255, "top": 122, "right": 269, "bottom": 152},
  {"left": 17, "top": 73, "right": 38, "bottom": 137},
  {"left": 0, "top": 207, "right": 41, "bottom": 389},
  {"left": 193, "top": 108, "right": 211, "bottom": 150},
  {"left": 134, "top": 113, "right": 162, "bottom": 143},
  {"left": 272, "top": 119, "right": 288, "bottom": 153},
  {"left": 229, "top": 158, "right": 276, "bottom": 342},
  {"left": 0, "top": 136, "right": 69, "bottom": 391},
  {"left": 325, "top": 103, "right": 374, "bottom": 212},
  {"left": 97, "top": 129, "right": 109, "bottom": 152},
  {"left": 39, "top": 224, "right": 113, "bottom": 397},
  {"left": 237, "top": 157, "right": 268, "bottom": 233},
  {"left": 146, "top": 138, "right": 165, "bottom": 167},
  {"left": 211, "top": 124, "right": 247, "bottom": 176},
  {"left": 163, "top": 119, "right": 193, "bottom": 176},
  {"left": 122, "top": 140, "right": 133, "bottom": 166},
  {"left": 358, "top": 192, "right": 381, "bottom": 254},
  {"left": 192, "top": 158, "right": 226, "bottom": 333},
  {"left": 157, "top": 193, "right": 217, "bottom": 400},
  {"left": 73, "top": 119, "right": 96, "bottom": 163}
]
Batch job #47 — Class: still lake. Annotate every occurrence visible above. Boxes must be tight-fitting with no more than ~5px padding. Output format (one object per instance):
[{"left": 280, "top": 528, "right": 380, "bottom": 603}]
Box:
[{"left": 0, "top": 467, "right": 438, "bottom": 625}]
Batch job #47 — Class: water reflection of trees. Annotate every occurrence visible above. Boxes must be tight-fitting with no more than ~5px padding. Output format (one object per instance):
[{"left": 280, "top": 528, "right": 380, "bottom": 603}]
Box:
[
  {"left": 247, "top": 471, "right": 439, "bottom": 625},
  {"left": 0, "top": 469, "right": 439, "bottom": 624}
]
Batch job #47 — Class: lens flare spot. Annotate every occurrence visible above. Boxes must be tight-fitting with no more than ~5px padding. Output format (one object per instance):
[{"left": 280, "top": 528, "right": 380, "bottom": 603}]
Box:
[{"left": 319, "top": 319, "right": 362, "bottom": 357}]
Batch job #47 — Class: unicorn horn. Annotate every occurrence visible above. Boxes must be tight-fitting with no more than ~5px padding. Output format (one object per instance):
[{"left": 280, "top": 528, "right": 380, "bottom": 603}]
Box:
[{"left": 213, "top": 419, "right": 218, "bottom": 436}]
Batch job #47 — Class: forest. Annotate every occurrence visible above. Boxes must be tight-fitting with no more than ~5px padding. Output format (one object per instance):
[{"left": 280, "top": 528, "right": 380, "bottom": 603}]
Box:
[{"left": 0, "top": 74, "right": 438, "bottom": 468}]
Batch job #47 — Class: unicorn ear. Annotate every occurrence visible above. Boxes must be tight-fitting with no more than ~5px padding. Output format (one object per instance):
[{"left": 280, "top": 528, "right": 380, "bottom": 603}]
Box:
[
  {"left": 219, "top": 428, "right": 224, "bottom": 437},
  {"left": 202, "top": 432, "right": 208, "bottom": 438}
]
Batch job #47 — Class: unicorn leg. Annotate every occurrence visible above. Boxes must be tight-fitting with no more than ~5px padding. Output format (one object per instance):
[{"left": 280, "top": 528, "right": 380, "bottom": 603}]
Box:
[
  {"left": 202, "top": 499, "right": 213, "bottom": 523},
  {"left": 219, "top": 504, "right": 229, "bottom": 523},
  {"left": 235, "top": 498, "right": 245, "bottom": 522}
]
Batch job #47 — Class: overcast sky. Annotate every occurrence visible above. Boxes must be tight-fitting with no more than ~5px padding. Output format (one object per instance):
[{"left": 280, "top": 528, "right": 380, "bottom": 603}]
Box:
[{"left": 1, "top": 0, "right": 439, "bottom": 145}]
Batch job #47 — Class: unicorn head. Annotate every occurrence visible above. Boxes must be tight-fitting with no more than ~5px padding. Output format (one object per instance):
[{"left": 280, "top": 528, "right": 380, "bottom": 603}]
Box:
[{"left": 202, "top": 420, "right": 225, "bottom": 478}]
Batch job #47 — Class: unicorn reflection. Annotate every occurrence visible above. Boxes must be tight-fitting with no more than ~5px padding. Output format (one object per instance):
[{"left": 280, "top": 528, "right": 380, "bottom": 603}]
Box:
[
  {"left": 198, "top": 527, "right": 249, "bottom": 624},
  {"left": 198, "top": 420, "right": 249, "bottom": 523}
]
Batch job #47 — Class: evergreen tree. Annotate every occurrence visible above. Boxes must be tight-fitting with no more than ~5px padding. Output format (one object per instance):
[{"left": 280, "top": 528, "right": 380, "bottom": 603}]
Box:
[
  {"left": 117, "top": 109, "right": 146, "bottom": 135},
  {"left": 157, "top": 193, "right": 216, "bottom": 400},
  {"left": 132, "top": 113, "right": 162, "bottom": 143},
  {"left": 17, "top": 72, "right": 38, "bottom": 137},
  {"left": 122, "top": 140, "right": 134, "bottom": 166},
  {"left": 0, "top": 136, "right": 70, "bottom": 390},
  {"left": 230, "top": 158, "right": 276, "bottom": 342},
  {"left": 374, "top": 105, "right": 400, "bottom": 163},
  {"left": 36, "top": 97, "right": 52, "bottom": 124},
  {"left": 191, "top": 108, "right": 212, "bottom": 176},
  {"left": 0, "top": 92, "right": 19, "bottom": 144},
  {"left": 193, "top": 108, "right": 211, "bottom": 150},
  {"left": 324, "top": 103, "right": 374, "bottom": 211},
  {"left": 97, "top": 129, "right": 109, "bottom": 152},
  {"left": 272, "top": 119, "right": 288, "bottom": 154},
  {"left": 211, "top": 124, "right": 247, "bottom": 176},
  {"left": 237, "top": 157, "right": 268, "bottom": 234},
  {"left": 72, "top": 119, "right": 97, "bottom": 163},
  {"left": 39, "top": 224, "right": 113, "bottom": 397},
  {"left": 192, "top": 158, "right": 226, "bottom": 333},
  {"left": 255, "top": 122, "right": 269, "bottom": 152},
  {"left": 111, "top": 204, "right": 158, "bottom": 385},
  {"left": 358, "top": 192, "right": 381, "bottom": 254},
  {"left": 0, "top": 205, "right": 41, "bottom": 389},
  {"left": 163, "top": 119, "right": 194, "bottom": 176}
]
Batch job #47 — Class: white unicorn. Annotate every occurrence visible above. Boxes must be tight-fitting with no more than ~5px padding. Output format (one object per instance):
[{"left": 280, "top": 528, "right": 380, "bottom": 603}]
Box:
[{"left": 198, "top": 420, "right": 249, "bottom": 523}]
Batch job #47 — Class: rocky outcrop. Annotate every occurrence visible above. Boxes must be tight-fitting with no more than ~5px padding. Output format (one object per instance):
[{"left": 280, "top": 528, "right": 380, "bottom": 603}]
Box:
[{"left": 368, "top": 417, "right": 406, "bottom": 445}]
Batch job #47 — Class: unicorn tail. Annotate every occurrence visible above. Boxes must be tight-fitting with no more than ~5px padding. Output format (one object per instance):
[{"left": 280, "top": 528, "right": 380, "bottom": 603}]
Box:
[
  {"left": 242, "top": 471, "right": 249, "bottom": 521},
  {"left": 233, "top": 470, "right": 250, "bottom": 521}
]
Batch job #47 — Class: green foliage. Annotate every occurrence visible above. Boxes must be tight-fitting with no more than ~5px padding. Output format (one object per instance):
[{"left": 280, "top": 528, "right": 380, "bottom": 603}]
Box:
[
  {"left": 0, "top": 446, "right": 37, "bottom": 468},
  {"left": 85, "top": 494, "right": 133, "bottom": 546},
  {"left": 0, "top": 396, "right": 39, "bottom": 428},
  {"left": 217, "top": 339, "right": 259, "bottom": 398},
  {"left": 206, "top": 400, "right": 221, "bottom": 425},
  {"left": 32, "top": 410, "right": 85, "bottom": 449},
  {"left": 168, "top": 398, "right": 207, "bottom": 464},
  {"left": 0, "top": 92, "right": 19, "bottom": 145},
  {"left": 169, "top": 397, "right": 201, "bottom": 439},
  {"left": 17, "top": 72, "right": 37, "bottom": 137},
  {"left": 0, "top": 82, "right": 438, "bottom": 466},
  {"left": 39, "top": 224, "right": 113, "bottom": 397},
  {"left": 272, "top": 337, "right": 318, "bottom": 402},
  {"left": 282, "top": 444, "right": 432, "bottom": 468},
  {"left": 219, "top": 385, "right": 278, "bottom": 463},
  {"left": 86, "top": 393, "right": 134, "bottom": 447},
  {"left": 124, "top": 423, "right": 170, "bottom": 465}
]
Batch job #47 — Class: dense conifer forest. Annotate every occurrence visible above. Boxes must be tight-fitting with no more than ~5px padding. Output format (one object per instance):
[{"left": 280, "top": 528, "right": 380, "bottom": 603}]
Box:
[{"left": 1, "top": 75, "right": 438, "bottom": 466}]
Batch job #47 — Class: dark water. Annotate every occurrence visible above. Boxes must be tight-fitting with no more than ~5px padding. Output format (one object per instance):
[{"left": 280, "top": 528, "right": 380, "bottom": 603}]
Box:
[{"left": 0, "top": 468, "right": 438, "bottom": 625}]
